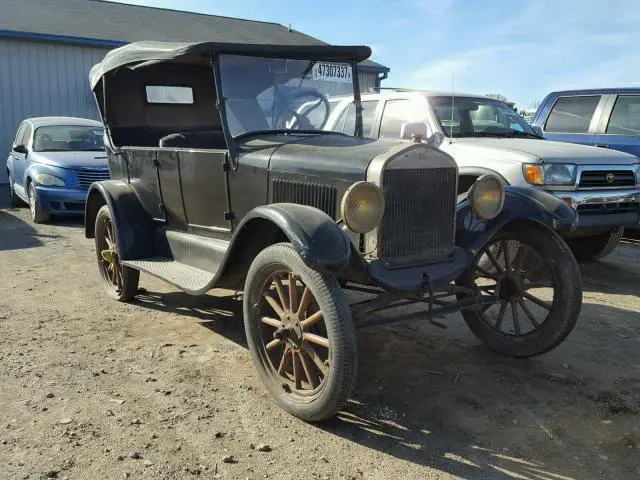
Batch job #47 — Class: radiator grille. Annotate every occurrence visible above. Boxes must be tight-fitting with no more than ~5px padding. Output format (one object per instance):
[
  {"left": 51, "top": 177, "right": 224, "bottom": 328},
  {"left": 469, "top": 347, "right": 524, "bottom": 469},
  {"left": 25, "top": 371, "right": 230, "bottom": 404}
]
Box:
[
  {"left": 578, "top": 170, "right": 635, "bottom": 188},
  {"left": 378, "top": 167, "right": 457, "bottom": 262},
  {"left": 271, "top": 179, "right": 337, "bottom": 218},
  {"left": 74, "top": 168, "right": 111, "bottom": 189}
]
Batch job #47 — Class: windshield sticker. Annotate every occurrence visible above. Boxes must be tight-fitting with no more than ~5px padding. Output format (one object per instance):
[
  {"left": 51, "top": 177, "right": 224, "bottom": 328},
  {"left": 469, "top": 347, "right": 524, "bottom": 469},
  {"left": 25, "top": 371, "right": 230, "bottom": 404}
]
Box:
[{"left": 312, "top": 63, "right": 352, "bottom": 84}]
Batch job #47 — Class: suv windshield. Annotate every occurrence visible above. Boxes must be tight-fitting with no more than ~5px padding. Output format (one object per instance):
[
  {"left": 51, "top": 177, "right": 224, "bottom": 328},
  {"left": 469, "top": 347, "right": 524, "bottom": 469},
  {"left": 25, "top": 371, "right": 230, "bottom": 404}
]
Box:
[
  {"left": 429, "top": 96, "right": 537, "bottom": 138},
  {"left": 218, "top": 55, "right": 355, "bottom": 137},
  {"left": 33, "top": 125, "right": 105, "bottom": 152}
]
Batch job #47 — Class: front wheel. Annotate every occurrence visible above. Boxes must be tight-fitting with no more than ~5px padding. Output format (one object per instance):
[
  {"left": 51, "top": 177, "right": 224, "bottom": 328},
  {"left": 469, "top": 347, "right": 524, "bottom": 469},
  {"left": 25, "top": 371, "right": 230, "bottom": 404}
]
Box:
[
  {"left": 95, "top": 205, "right": 139, "bottom": 302},
  {"left": 243, "top": 243, "right": 357, "bottom": 422},
  {"left": 28, "top": 182, "right": 50, "bottom": 223},
  {"left": 456, "top": 222, "right": 582, "bottom": 357},
  {"left": 566, "top": 226, "right": 624, "bottom": 262},
  {"left": 8, "top": 174, "right": 23, "bottom": 207}
]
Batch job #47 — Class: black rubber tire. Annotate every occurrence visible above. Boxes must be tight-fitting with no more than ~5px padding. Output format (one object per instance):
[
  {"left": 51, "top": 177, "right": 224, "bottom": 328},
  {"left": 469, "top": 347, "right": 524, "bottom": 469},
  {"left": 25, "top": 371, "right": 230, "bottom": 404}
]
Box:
[
  {"left": 566, "top": 226, "right": 624, "bottom": 262},
  {"left": 95, "top": 205, "right": 140, "bottom": 302},
  {"left": 243, "top": 243, "right": 357, "bottom": 422},
  {"left": 28, "top": 182, "right": 50, "bottom": 223},
  {"left": 456, "top": 222, "right": 582, "bottom": 357},
  {"left": 8, "top": 174, "right": 23, "bottom": 207}
]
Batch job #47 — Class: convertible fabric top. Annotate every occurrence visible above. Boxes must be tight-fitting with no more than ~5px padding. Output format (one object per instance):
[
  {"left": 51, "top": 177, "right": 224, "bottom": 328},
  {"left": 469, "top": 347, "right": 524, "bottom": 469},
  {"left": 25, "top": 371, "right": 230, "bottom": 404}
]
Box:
[{"left": 89, "top": 41, "right": 372, "bottom": 89}]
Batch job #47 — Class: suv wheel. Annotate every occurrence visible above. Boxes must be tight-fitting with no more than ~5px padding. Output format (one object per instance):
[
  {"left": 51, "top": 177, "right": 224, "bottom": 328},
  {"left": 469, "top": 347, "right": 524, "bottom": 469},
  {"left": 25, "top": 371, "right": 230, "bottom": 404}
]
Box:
[
  {"left": 456, "top": 222, "right": 582, "bottom": 357},
  {"left": 566, "top": 226, "right": 624, "bottom": 262},
  {"left": 244, "top": 243, "right": 357, "bottom": 422},
  {"left": 28, "top": 182, "right": 50, "bottom": 223}
]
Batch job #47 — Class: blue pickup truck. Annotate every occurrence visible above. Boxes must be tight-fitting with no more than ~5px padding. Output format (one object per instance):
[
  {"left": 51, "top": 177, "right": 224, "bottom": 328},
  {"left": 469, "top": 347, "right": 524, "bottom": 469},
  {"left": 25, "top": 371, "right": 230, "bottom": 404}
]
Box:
[{"left": 532, "top": 88, "right": 640, "bottom": 157}]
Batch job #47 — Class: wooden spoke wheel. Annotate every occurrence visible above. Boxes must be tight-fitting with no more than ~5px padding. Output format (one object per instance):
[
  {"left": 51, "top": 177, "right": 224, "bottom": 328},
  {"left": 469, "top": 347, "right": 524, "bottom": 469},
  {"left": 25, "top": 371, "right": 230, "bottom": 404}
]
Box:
[
  {"left": 94, "top": 205, "right": 139, "bottom": 302},
  {"left": 244, "top": 243, "right": 356, "bottom": 422},
  {"left": 456, "top": 223, "right": 582, "bottom": 357}
]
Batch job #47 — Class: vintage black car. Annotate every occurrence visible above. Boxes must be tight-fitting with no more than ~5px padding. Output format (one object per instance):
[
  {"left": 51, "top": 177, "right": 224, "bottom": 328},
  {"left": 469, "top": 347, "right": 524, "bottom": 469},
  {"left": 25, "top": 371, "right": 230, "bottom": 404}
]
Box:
[{"left": 85, "top": 41, "right": 583, "bottom": 422}]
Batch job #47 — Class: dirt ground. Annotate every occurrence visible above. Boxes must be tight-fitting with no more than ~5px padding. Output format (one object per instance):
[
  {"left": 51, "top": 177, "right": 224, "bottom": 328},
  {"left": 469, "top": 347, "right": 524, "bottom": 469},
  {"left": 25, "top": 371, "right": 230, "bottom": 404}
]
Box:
[{"left": 1, "top": 187, "right": 639, "bottom": 480}]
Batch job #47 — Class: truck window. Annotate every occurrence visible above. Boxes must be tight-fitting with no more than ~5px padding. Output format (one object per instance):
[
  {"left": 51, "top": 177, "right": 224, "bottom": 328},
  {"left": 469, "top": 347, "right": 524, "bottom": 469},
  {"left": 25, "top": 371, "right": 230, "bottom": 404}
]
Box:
[
  {"left": 341, "top": 100, "right": 378, "bottom": 136},
  {"left": 379, "top": 99, "right": 427, "bottom": 139},
  {"left": 606, "top": 95, "right": 640, "bottom": 135},
  {"left": 545, "top": 96, "right": 601, "bottom": 133}
]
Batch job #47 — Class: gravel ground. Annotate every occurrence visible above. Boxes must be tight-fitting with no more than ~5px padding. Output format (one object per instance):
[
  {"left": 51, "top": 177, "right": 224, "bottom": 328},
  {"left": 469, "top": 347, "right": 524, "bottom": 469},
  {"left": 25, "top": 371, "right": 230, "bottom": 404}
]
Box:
[{"left": 1, "top": 186, "right": 639, "bottom": 480}]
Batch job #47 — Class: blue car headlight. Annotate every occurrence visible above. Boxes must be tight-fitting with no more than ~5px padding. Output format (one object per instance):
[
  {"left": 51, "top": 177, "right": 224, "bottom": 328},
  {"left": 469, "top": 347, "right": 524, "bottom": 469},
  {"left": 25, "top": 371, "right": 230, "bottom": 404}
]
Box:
[{"left": 34, "top": 173, "right": 66, "bottom": 187}]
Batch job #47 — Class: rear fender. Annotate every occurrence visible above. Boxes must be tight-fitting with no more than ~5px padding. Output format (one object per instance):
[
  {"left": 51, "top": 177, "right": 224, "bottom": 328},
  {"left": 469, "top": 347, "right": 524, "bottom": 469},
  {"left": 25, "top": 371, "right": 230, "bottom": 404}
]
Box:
[
  {"left": 456, "top": 186, "right": 578, "bottom": 253},
  {"left": 84, "top": 180, "right": 155, "bottom": 260}
]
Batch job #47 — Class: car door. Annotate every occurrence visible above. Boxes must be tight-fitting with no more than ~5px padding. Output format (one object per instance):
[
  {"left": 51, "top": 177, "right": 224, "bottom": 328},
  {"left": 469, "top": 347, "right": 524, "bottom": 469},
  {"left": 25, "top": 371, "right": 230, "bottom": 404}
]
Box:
[
  {"left": 11, "top": 122, "right": 31, "bottom": 195},
  {"left": 593, "top": 94, "right": 640, "bottom": 157},
  {"left": 540, "top": 95, "right": 605, "bottom": 146}
]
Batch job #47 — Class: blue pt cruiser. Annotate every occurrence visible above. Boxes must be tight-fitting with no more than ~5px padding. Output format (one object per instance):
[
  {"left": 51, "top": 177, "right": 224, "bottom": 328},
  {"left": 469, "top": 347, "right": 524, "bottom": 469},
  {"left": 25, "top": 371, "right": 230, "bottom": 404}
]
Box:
[{"left": 6, "top": 117, "right": 109, "bottom": 223}]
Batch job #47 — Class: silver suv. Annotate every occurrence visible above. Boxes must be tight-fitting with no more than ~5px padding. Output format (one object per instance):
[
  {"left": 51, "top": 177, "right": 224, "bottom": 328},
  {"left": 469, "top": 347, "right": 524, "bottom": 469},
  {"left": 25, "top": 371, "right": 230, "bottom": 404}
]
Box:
[{"left": 324, "top": 90, "right": 640, "bottom": 261}]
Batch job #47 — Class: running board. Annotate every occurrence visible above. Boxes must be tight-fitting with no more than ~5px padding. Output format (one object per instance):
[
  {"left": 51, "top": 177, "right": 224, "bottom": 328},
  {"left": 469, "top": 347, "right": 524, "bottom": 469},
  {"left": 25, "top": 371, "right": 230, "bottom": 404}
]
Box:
[{"left": 122, "top": 257, "right": 213, "bottom": 295}]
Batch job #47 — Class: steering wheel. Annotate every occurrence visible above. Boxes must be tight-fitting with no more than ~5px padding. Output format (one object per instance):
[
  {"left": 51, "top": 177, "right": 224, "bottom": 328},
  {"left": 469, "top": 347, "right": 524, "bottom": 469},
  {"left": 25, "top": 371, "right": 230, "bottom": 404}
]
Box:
[{"left": 276, "top": 91, "right": 331, "bottom": 130}]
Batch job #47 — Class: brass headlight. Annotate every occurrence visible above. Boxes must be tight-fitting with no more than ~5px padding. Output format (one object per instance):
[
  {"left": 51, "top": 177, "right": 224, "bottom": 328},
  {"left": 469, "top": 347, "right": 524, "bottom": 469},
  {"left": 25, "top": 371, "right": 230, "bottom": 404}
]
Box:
[
  {"left": 468, "top": 175, "right": 505, "bottom": 220},
  {"left": 340, "top": 181, "right": 385, "bottom": 233}
]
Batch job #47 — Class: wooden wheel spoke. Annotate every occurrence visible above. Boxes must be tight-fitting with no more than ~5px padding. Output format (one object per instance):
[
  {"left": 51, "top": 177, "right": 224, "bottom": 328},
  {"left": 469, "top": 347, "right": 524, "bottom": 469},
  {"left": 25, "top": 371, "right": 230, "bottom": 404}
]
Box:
[
  {"left": 518, "top": 298, "right": 540, "bottom": 328},
  {"left": 495, "top": 301, "right": 508, "bottom": 330},
  {"left": 522, "top": 292, "right": 552, "bottom": 310},
  {"left": 261, "top": 316, "right": 282, "bottom": 329},
  {"left": 299, "top": 351, "right": 317, "bottom": 388},
  {"left": 485, "top": 248, "right": 505, "bottom": 274},
  {"left": 288, "top": 273, "right": 298, "bottom": 312},
  {"left": 512, "top": 244, "right": 528, "bottom": 274},
  {"left": 266, "top": 338, "right": 282, "bottom": 351},
  {"left": 296, "top": 286, "right": 311, "bottom": 319},
  {"left": 303, "top": 332, "right": 329, "bottom": 349},
  {"left": 292, "top": 352, "right": 302, "bottom": 390},
  {"left": 304, "top": 344, "right": 328, "bottom": 376},
  {"left": 264, "top": 293, "right": 285, "bottom": 319},
  {"left": 501, "top": 240, "right": 512, "bottom": 271},
  {"left": 510, "top": 300, "right": 521, "bottom": 335},
  {"left": 300, "top": 309, "right": 323, "bottom": 329},
  {"left": 273, "top": 276, "right": 288, "bottom": 314},
  {"left": 475, "top": 266, "right": 500, "bottom": 282},
  {"left": 277, "top": 348, "right": 291, "bottom": 375}
]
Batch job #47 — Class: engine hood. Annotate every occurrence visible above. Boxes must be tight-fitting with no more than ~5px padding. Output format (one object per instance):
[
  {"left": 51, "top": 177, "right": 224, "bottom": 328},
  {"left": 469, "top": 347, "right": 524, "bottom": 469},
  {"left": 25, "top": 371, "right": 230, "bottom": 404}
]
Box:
[
  {"left": 29, "top": 151, "right": 109, "bottom": 169},
  {"left": 241, "top": 133, "right": 402, "bottom": 183},
  {"left": 441, "top": 137, "right": 639, "bottom": 165}
]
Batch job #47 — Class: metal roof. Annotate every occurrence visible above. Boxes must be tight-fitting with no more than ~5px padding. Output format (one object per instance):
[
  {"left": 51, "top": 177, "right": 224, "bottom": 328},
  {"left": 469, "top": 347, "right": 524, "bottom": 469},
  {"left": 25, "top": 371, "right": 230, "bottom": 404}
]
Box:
[
  {"left": 26, "top": 116, "right": 104, "bottom": 127},
  {"left": 0, "top": 0, "right": 388, "bottom": 72}
]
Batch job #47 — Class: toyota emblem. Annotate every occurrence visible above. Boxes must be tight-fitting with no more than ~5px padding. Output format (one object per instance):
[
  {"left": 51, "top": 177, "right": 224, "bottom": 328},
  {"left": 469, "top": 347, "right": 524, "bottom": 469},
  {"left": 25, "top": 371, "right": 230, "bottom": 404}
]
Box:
[{"left": 606, "top": 173, "right": 616, "bottom": 184}]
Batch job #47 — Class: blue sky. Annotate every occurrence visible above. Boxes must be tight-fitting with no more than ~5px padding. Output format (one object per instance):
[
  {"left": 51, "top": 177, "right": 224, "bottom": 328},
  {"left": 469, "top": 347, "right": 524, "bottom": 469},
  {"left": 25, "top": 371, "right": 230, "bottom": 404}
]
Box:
[{"left": 119, "top": 0, "right": 640, "bottom": 110}]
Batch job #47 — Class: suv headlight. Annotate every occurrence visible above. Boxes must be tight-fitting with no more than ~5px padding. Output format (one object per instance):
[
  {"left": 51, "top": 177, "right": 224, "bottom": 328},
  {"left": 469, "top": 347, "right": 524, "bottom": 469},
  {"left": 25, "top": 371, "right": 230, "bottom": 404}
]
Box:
[
  {"left": 468, "top": 175, "right": 505, "bottom": 220},
  {"left": 523, "top": 163, "right": 576, "bottom": 186},
  {"left": 34, "top": 173, "right": 66, "bottom": 187},
  {"left": 340, "top": 181, "right": 385, "bottom": 233}
]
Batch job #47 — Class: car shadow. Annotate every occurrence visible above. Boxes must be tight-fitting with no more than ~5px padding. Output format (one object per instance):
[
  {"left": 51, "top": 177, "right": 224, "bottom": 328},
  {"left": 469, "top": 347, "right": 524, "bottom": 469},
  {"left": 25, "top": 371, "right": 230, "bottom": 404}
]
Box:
[
  {"left": 579, "top": 243, "right": 640, "bottom": 297},
  {"left": 0, "top": 209, "right": 61, "bottom": 251},
  {"left": 129, "top": 287, "right": 638, "bottom": 479}
]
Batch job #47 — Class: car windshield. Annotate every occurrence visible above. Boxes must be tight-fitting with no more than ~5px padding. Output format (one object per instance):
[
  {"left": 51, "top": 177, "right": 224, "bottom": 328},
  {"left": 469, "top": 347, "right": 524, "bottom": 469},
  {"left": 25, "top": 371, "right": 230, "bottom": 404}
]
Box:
[
  {"left": 33, "top": 125, "right": 105, "bottom": 152},
  {"left": 218, "top": 55, "right": 356, "bottom": 138},
  {"left": 429, "top": 96, "right": 537, "bottom": 138}
]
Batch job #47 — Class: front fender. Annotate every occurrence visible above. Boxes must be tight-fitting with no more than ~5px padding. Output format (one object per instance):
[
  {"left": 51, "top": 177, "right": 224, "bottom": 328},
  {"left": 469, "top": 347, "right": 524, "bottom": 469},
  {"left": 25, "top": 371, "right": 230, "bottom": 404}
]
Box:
[
  {"left": 84, "top": 180, "right": 155, "bottom": 261},
  {"left": 233, "top": 203, "right": 352, "bottom": 272},
  {"left": 456, "top": 186, "right": 578, "bottom": 253}
]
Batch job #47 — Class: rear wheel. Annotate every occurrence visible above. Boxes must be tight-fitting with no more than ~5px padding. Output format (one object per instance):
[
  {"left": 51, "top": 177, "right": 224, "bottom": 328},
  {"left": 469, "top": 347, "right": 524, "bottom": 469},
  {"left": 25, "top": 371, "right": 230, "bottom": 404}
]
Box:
[
  {"left": 28, "top": 182, "right": 49, "bottom": 223},
  {"left": 8, "top": 174, "right": 23, "bottom": 207},
  {"left": 95, "top": 205, "right": 139, "bottom": 302},
  {"left": 566, "top": 226, "right": 624, "bottom": 261},
  {"left": 456, "top": 223, "right": 582, "bottom": 357},
  {"left": 244, "top": 243, "right": 357, "bottom": 422}
]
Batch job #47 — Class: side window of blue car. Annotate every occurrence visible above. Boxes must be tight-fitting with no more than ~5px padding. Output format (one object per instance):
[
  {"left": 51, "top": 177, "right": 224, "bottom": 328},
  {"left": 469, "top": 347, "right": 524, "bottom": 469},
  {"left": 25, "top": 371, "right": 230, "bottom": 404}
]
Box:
[
  {"left": 545, "top": 96, "right": 601, "bottom": 133},
  {"left": 13, "top": 123, "right": 27, "bottom": 146},
  {"left": 606, "top": 95, "right": 640, "bottom": 135}
]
